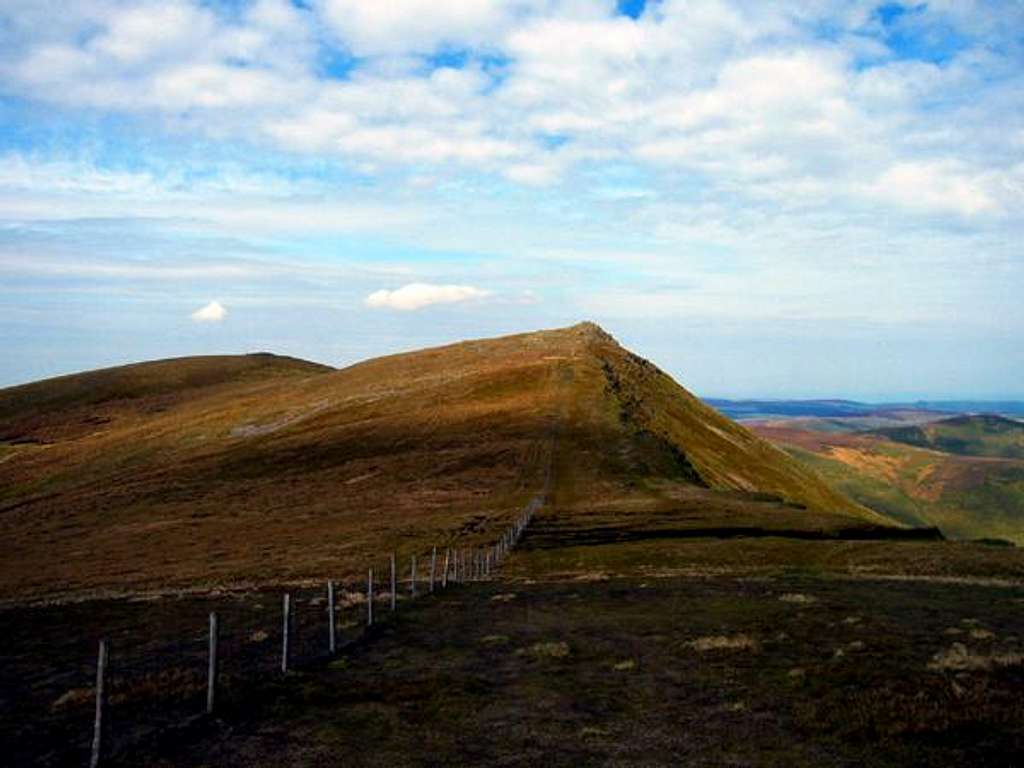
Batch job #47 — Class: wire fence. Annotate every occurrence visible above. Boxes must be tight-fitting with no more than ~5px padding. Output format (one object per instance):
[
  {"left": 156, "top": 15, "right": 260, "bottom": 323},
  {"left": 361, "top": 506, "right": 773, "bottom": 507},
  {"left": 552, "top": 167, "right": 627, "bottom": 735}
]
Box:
[{"left": 26, "top": 494, "right": 542, "bottom": 767}]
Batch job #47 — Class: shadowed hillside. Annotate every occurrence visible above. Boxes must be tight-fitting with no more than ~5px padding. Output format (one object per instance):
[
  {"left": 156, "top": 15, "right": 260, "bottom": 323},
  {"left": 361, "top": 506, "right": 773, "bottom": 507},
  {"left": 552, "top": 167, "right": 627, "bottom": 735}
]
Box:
[{"left": 0, "top": 323, "right": 897, "bottom": 603}]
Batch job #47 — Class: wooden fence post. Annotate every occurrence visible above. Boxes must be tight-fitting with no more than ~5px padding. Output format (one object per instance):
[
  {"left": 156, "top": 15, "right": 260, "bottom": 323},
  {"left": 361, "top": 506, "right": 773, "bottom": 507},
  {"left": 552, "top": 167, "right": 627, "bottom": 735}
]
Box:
[
  {"left": 89, "top": 639, "right": 107, "bottom": 768},
  {"left": 367, "top": 568, "right": 374, "bottom": 627},
  {"left": 207, "top": 612, "right": 218, "bottom": 715},
  {"left": 327, "top": 580, "right": 336, "bottom": 655},
  {"left": 281, "top": 594, "right": 291, "bottom": 674},
  {"left": 429, "top": 546, "right": 437, "bottom": 593},
  {"left": 410, "top": 555, "right": 417, "bottom": 597},
  {"left": 390, "top": 552, "right": 397, "bottom": 612}
]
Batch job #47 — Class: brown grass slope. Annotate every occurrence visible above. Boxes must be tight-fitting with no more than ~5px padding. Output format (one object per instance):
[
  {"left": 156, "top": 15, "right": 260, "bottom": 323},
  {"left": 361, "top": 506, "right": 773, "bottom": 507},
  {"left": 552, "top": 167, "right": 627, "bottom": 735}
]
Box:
[
  {"left": 0, "top": 353, "right": 333, "bottom": 444},
  {"left": 0, "top": 323, "right": 891, "bottom": 603},
  {"left": 575, "top": 325, "right": 879, "bottom": 514}
]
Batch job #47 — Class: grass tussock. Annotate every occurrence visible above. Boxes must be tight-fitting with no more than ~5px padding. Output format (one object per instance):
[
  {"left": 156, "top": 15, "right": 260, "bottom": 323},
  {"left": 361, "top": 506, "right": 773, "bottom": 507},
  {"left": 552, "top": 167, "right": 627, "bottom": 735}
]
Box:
[
  {"left": 50, "top": 687, "right": 93, "bottom": 712},
  {"left": 520, "top": 641, "right": 571, "bottom": 659},
  {"left": 927, "top": 643, "right": 1023, "bottom": 672},
  {"left": 687, "top": 634, "right": 760, "bottom": 653},
  {"left": 779, "top": 592, "right": 817, "bottom": 604}
]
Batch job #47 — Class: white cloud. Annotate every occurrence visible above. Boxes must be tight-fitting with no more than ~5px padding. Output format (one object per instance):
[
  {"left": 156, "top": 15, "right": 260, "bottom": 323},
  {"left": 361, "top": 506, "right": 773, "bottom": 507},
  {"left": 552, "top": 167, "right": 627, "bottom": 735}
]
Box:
[
  {"left": 6, "top": 0, "right": 314, "bottom": 111},
  {"left": 365, "top": 283, "right": 490, "bottom": 311},
  {"left": 191, "top": 300, "right": 228, "bottom": 322},
  {"left": 92, "top": 3, "right": 213, "bottom": 63},
  {"left": 867, "top": 161, "right": 1000, "bottom": 217},
  {"left": 503, "top": 161, "right": 563, "bottom": 185},
  {"left": 1, "top": 0, "right": 1020, "bottom": 216},
  {"left": 0, "top": 2, "right": 1022, "bottom": 318},
  {"left": 315, "top": 0, "right": 582, "bottom": 56}
]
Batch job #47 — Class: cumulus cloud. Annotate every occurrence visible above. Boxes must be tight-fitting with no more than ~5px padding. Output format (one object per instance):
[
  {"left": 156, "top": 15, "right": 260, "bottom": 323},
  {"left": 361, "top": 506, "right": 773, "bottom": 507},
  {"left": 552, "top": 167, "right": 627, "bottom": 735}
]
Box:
[
  {"left": 1, "top": 0, "right": 1023, "bottom": 336},
  {"left": 6, "top": 0, "right": 314, "bottom": 111},
  {"left": 365, "top": 283, "right": 490, "bottom": 311},
  {"left": 317, "top": 0, "right": 517, "bottom": 56},
  {"left": 1, "top": 0, "right": 1022, "bottom": 219},
  {"left": 867, "top": 161, "right": 1000, "bottom": 217},
  {"left": 191, "top": 300, "right": 228, "bottom": 322}
]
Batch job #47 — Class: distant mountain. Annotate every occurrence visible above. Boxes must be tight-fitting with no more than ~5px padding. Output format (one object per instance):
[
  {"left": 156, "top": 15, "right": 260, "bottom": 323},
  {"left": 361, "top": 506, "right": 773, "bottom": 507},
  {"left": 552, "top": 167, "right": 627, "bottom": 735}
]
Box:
[
  {"left": 708, "top": 398, "right": 1024, "bottom": 421},
  {"left": 0, "top": 323, "right": 896, "bottom": 602},
  {"left": 872, "top": 414, "right": 1024, "bottom": 460},
  {"left": 706, "top": 398, "right": 891, "bottom": 420},
  {"left": 905, "top": 401, "right": 1024, "bottom": 417}
]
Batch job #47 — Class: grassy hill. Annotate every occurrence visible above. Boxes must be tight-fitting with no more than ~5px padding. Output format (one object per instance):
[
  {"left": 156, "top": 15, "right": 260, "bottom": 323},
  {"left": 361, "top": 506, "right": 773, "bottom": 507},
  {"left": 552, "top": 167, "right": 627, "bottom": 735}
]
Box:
[
  {"left": 0, "top": 323, "right": 894, "bottom": 603},
  {"left": 6, "top": 326, "right": 1024, "bottom": 768},
  {"left": 0, "top": 353, "right": 333, "bottom": 444},
  {"left": 752, "top": 424, "right": 1024, "bottom": 545},
  {"left": 873, "top": 414, "right": 1024, "bottom": 459}
]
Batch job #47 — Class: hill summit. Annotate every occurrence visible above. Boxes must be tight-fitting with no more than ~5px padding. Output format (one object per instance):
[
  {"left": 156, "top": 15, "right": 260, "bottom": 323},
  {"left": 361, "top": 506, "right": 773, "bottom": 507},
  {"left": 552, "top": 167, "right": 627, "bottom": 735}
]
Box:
[
  {"left": 0, "top": 323, "right": 896, "bottom": 601},
  {"left": 873, "top": 413, "right": 1024, "bottom": 459}
]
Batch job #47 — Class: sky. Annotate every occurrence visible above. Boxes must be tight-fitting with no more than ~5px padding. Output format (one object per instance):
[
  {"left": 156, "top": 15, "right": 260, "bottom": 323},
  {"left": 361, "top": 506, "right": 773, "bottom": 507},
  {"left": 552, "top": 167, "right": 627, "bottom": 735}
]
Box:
[{"left": 0, "top": 0, "right": 1022, "bottom": 400}]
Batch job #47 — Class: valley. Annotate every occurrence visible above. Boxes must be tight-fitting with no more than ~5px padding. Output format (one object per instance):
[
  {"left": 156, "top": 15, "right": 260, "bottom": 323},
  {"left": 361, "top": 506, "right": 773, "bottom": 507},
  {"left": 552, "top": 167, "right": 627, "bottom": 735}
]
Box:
[{"left": 747, "top": 413, "right": 1024, "bottom": 545}]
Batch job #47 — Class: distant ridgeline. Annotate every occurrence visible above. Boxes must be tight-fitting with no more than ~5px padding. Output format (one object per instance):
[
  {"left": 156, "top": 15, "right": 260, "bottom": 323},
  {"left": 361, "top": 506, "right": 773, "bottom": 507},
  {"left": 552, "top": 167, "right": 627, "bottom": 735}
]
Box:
[
  {"left": 708, "top": 398, "right": 1024, "bottom": 421},
  {"left": 872, "top": 415, "right": 1024, "bottom": 460}
]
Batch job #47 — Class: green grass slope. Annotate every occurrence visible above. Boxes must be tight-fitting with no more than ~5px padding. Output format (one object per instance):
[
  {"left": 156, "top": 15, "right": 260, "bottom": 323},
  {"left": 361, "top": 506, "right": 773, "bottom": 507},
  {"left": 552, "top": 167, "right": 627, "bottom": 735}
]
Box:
[
  {"left": 752, "top": 425, "right": 1024, "bottom": 545},
  {"left": 0, "top": 323, "right": 891, "bottom": 602},
  {"left": 873, "top": 414, "right": 1024, "bottom": 459}
]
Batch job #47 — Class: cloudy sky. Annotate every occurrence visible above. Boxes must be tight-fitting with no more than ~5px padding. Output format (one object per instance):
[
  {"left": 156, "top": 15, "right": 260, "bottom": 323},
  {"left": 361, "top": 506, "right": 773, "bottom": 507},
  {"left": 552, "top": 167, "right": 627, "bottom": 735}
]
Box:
[{"left": 1, "top": 1, "right": 1022, "bottom": 399}]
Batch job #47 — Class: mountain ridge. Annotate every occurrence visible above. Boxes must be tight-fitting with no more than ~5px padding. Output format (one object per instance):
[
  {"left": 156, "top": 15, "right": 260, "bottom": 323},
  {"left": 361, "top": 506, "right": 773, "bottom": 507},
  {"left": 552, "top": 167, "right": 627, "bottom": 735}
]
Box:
[{"left": 0, "top": 323, "right": 901, "bottom": 602}]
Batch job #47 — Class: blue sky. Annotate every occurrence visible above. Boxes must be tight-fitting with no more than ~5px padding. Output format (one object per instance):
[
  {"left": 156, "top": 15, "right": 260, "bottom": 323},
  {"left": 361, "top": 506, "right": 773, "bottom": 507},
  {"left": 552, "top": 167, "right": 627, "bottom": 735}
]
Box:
[{"left": 1, "top": 0, "right": 1022, "bottom": 399}]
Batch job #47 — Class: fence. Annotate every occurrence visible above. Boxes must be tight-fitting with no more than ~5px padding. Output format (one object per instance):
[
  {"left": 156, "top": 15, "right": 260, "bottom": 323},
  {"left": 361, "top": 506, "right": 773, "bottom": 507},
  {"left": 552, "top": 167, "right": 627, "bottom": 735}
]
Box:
[{"left": 72, "top": 494, "right": 541, "bottom": 767}]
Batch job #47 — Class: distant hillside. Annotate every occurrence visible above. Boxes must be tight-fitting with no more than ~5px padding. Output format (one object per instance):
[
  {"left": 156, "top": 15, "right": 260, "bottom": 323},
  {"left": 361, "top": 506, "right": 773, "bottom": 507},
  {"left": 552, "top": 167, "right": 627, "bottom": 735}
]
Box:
[
  {"left": 705, "top": 399, "right": 879, "bottom": 420},
  {"left": 907, "top": 400, "right": 1024, "bottom": 417},
  {"left": 709, "top": 398, "right": 1024, "bottom": 422},
  {"left": 752, "top": 423, "right": 1024, "bottom": 545},
  {"left": 0, "top": 323, "right": 894, "bottom": 602},
  {"left": 873, "top": 414, "right": 1024, "bottom": 459}
]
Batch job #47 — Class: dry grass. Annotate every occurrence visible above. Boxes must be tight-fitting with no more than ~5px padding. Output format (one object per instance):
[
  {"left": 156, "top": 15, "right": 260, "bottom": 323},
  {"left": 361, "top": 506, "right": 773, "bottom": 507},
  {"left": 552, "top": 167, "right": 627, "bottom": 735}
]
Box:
[
  {"left": 927, "top": 643, "right": 1023, "bottom": 672},
  {"left": 779, "top": 592, "right": 818, "bottom": 604},
  {"left": 520, "top": 640, "right": 571, "bottom": 659},
  {"left": 687, "top": 634, "right": 760, "bottom": 652},
  {"left": 50, "top": 687, "right": 93, "bottom": 712},
  {"left": 1, "top": 323, "right": 893, "bottom": 604}
]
